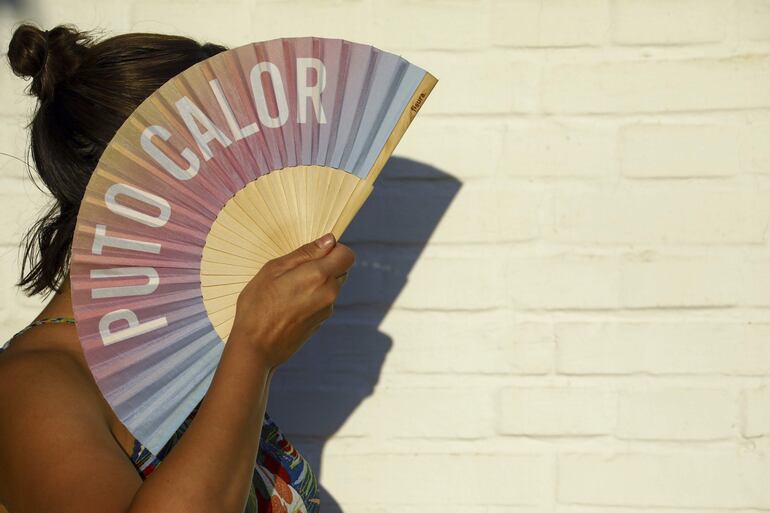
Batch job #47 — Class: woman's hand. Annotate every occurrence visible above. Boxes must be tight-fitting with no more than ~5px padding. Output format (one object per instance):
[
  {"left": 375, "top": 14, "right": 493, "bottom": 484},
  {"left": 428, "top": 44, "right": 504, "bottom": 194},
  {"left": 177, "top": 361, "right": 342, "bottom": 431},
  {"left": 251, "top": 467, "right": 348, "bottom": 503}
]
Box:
[{"left": 230, "top": 233, "right": 355, "bottom": 371}]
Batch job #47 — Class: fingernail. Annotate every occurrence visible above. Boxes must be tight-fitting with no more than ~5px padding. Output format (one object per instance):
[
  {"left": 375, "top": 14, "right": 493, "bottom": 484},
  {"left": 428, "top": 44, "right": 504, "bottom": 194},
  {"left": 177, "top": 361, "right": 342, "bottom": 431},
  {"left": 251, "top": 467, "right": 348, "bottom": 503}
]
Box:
[{"left": 316, "top": 233, "right": 335, "bottom": 248}]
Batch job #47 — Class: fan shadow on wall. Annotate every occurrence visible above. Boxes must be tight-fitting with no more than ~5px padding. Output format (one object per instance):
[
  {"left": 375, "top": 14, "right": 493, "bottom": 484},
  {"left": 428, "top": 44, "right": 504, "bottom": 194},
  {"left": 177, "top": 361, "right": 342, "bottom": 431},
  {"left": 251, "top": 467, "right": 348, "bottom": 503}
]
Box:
[{"left": 266, "top": 156, "right": 461, "bottom": 511}]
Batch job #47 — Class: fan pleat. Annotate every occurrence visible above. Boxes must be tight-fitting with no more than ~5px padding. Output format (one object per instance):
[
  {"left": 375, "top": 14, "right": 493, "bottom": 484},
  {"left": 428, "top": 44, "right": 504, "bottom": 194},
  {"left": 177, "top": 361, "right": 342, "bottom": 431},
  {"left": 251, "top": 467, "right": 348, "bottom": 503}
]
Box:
[
  {"left": 71, "top": 266, "right": 200, "bottom": 289},
  {"left": 103, "top": 314, "right": 214, "bottom": 397},
  {"left": 199, "top": 59, "right": 262, "bottom": 185},
  {"left": 72, "top": 248, "right": 200, "bottom": 270},
  {"left": 213, "top": 48, "right": 272, "bottom": 178},
  {"left": 74, "top": 285, "right": 203, "bottom": 321},
  {"left": 329, "top": 43, "right": 375, "bottom": 170},
  {"left": 349, "top": 55, "right": 408, "bottom": 174},
  {"left": 106, "top": 142, "right": 223, "bottom": 224},
  {"left": 153, "top": 79, "right": 239, "bottom": 198},
  {"left": 120, "top": 330, "right": 222, "bottom": 454},
  {"left": 318, "top": 39, "right": 349, "bottom": 167},
  {"left": 77, "top": 188, "right": 211, "bottom": 248},
  {"left": 248, "top": 41, "right": 283, "bottom": 170},
  {"left": 138, "top": 93, "right": 234, "bottom": 209},
  {"left": 341, "top": 48, "right": 381, "bottom": 175},
  {"left": 279, "top": 37, "right": 299, "bottom": 167},
  {"left": 90, "top": 311, "right": 211, "bottom": 380},
  {"left": 72, "top": 219, "right": 203, "bottom": 256},
  {"left": 173, "top": 72, "right": 247, "bottom": 195},
  {"left": 71, "top": 37, "right": 435, "bottom": 455}
]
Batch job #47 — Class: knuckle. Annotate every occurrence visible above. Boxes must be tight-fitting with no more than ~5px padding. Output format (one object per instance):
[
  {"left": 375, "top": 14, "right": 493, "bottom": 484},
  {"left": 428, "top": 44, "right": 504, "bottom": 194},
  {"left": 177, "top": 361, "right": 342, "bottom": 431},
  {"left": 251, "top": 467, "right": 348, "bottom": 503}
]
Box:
[
  {"left": 261, "top": 260, "right": 278, "bottom": 275},
  {"left": 309, "top": 264, "right": 326, "bottom": 284}
]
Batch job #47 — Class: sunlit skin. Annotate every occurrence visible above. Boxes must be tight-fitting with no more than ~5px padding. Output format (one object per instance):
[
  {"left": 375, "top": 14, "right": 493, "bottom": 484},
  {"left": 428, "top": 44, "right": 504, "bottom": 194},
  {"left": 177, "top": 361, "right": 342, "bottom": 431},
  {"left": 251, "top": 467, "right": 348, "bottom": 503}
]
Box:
[{"left": 0, "top": 236, "right": 352, "bottom": 513}]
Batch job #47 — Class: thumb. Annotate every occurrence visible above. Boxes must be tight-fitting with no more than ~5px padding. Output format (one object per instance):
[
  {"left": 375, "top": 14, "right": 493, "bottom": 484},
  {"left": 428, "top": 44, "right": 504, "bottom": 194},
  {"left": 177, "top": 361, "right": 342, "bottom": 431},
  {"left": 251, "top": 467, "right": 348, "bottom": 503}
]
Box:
[{"left": 272, "top": 233, "right": 336, "bottom": 273}]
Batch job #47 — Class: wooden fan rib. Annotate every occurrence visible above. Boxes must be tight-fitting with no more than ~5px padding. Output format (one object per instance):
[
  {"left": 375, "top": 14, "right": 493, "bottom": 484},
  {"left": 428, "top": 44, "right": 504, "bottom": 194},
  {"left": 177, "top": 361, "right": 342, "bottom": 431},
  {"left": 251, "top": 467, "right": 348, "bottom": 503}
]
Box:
[
  {"left": 204, "top": 229, "right": 274, "bottom": 263},
  {"left": 70, "top": 37, "right": 438, "bottom": 454},
  {"left": 235, "top": 181, "right": 290, "bottom": 256},
  {"left": 204, "top": 183, "right": 284, "bottom": 264}
]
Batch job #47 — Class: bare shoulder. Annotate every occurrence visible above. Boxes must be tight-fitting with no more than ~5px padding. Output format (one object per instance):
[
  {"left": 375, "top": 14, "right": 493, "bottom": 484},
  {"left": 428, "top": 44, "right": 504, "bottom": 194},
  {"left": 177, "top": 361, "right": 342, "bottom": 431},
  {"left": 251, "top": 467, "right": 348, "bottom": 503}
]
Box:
[
  {"left": 0, "top": 349, "right": 142, "bottom": 513},
  {"left": 0, "top": 348, "right": 108, "bottom": 434},
  {"left": 0, "top": 348, "right": 98, "bottom": 408}
]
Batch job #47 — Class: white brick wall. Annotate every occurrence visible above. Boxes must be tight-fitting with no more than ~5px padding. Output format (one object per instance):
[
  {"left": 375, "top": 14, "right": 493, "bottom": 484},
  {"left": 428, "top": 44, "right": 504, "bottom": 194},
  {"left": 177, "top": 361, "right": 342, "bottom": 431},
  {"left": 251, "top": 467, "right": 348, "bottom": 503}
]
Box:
[{"left": 1, "top": 0, "right": 769, "bottom": 510}]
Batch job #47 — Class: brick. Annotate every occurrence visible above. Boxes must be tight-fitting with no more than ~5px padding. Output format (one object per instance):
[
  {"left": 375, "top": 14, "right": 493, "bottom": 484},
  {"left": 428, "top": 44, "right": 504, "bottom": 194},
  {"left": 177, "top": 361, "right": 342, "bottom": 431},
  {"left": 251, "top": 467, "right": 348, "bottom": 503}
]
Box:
[
  {"left": 506, "top": 255, "right": 619, "bottom": 310},
  {"left": 620, "top": 257, "right": 739, "bottom": 308},
  {"left": 338, "top": 246, "right": 507, "bottom": 310},
  {"left": 0, "top": 115, "right": 33, "bottom": 180},
  {"left": 620, "top": 123, "right": 740, "bottom": 178},
  {"left": 378, "top": 311, "right": 553, "bottom": 375},
  {"left": 0, "top": 178, "right": 50, "bottom": 249},
  {"left": 491, "top": 0, "right": 609, "bottom": 47},
  {"left": 612, "top": 0, "right": 727, "bottom": 45},
  {"left": 392, "top": 118, "right": 505, "bottom": 179},
  {"left": 323, "top": 453, "right": 549, "bottom": 505},
  {"left": 36, "top": 0, "right": 132, "bottom": 33},
  {"left": 339, "top": 385, "right": 495, "bottom": 438},
  {"left": 370, "top": 1, "right": 488, "bottom": 50},
  {"left": 543, "top": 56, "right": 770, "bottom": 113},
  {"left": 617, "top": 388, "right": 737, "bottom": 440},
  {"left": 550, "top": 187, "right": 770, "bottom": 244},
  {"left": 500, "top": 119, "right": 615, "bottom": 178},
  {"left": 556, "top": 322, "right": 770, "bottom": 376},
  {"left": 499, "top": 387, "right": 615, "bottom": 435},
  {"left": 340, "top": 507, "right": 539, "bottom": 513},
  {"left": 740, "top": 259, "right": 770, "bottom": 306},
  {"left": 346, "top": 179, "right": 542, "bottom": 244},
  {"left": 406, "top": 51, "right": 540, "bottom": 114},
  {"left": 0, "top": 67, "right": 35, "bottom": 117},
  {"left": 743, "top": 386, "right": 770, "bottom": 436},
  {"left": 0, "top": 177, "right": 52, "bottom": 324},
  {"left": 740, "top": 111, "right": 770, "bottom": 175},
  {"left": 559, "top": 452, "right": 770, "bottom": 507},
  {"left": 556, "top": 508, "right": 724, "bottom": 513},
  {"left": 739, "top": 0, "right": 770, "bottom": 41},
  {"left": 395, "top": 251, "right": 507, "bottom": 310},
  {"left": 246, "top": 0, "right": 373, "bottom": 43},
  {"left": 131, "top": 3, "right": 253, "bottom": 46}
]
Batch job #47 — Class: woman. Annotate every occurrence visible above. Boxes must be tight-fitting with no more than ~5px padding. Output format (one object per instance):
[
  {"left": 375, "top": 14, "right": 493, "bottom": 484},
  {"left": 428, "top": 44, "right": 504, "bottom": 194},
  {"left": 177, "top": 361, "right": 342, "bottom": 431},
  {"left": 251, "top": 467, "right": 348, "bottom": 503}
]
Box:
[{"left": 0, "top": 23, "right": 354, "bottom": 513}]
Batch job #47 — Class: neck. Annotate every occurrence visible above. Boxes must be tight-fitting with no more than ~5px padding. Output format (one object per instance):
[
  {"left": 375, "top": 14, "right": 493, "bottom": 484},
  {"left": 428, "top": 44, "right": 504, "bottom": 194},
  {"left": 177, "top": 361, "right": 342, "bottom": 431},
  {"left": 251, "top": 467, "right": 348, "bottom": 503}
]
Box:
[{"left": 37, "top": 272, "right": 74, "bottom": 321}]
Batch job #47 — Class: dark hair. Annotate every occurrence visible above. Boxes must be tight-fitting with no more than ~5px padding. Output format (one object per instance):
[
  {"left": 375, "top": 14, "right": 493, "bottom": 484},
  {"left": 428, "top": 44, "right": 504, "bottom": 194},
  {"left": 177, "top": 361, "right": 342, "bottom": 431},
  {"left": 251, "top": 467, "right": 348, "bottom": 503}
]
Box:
[{"left": 5, "top": 22, "right": 228, "bottom": 297}]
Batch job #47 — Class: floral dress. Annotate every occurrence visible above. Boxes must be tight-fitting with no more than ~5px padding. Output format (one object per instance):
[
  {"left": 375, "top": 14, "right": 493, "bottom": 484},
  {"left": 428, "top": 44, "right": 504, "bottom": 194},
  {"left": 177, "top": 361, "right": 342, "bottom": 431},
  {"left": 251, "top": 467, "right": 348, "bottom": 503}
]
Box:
[{"left": 1, "top": 316, "right": 320, "bottom": 513}]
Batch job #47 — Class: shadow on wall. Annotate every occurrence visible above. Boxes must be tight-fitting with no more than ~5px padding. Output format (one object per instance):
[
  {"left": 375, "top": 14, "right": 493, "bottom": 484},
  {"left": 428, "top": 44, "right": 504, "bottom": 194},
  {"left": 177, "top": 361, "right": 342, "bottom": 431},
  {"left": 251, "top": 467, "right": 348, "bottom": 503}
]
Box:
[
  {"left": 268, "top": 156, "right": 461, "bottom": 512},
  {"left": 1, "top": 0, "right": 460, "bottom": 502}
]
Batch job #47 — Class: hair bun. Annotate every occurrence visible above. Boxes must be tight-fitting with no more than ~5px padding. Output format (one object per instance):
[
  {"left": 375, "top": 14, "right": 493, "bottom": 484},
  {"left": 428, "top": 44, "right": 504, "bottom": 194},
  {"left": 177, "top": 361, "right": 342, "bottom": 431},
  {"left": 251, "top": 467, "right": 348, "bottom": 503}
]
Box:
[{"left": 7, "top": 23, "right": 92, "bottom": 102}]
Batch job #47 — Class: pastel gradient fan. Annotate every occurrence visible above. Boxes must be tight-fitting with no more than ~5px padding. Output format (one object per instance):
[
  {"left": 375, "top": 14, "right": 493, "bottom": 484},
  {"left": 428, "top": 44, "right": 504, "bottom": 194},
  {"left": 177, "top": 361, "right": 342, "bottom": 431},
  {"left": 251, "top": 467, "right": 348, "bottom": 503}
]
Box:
[{"left": 69, "top": 37, "right": 437, "bottom": 454}]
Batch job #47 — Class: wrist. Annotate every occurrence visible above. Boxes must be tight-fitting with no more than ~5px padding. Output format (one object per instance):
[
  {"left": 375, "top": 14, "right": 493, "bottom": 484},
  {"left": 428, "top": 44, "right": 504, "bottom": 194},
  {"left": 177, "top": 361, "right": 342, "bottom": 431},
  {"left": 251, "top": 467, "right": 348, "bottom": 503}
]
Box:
[{"left": 225, "top": 327, "right": 274, "bottom": 375}]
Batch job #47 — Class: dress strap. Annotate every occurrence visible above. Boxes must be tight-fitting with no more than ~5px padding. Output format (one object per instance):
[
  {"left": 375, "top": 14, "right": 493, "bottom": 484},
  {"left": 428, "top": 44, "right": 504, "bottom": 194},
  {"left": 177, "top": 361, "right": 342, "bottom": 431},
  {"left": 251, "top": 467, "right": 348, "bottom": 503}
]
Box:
[{"left": 3, "top": 316, "right": 76, "bottom": 349}]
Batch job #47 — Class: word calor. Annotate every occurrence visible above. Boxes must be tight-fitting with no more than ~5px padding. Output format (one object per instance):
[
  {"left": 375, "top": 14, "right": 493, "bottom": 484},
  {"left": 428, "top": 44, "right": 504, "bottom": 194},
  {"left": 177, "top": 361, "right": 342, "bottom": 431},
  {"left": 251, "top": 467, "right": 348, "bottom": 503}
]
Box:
[{"left": 141, "top": 57, "right": 327, "bottom": 181}]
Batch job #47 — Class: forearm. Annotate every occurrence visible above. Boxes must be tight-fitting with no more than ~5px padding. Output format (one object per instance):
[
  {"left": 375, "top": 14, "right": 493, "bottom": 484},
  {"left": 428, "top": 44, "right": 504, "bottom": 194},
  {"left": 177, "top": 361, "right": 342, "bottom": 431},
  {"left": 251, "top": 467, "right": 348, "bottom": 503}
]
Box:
[{"left": 127, "top": 329, "right": 273, "bottom": 513}]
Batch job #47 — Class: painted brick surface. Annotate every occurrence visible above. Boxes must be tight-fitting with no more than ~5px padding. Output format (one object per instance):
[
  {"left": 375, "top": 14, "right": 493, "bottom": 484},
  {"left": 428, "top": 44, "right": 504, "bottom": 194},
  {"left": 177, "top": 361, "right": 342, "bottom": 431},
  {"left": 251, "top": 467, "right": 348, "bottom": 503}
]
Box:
[{"left": 1, "top": 1, "right": 769, "bottom": 510}]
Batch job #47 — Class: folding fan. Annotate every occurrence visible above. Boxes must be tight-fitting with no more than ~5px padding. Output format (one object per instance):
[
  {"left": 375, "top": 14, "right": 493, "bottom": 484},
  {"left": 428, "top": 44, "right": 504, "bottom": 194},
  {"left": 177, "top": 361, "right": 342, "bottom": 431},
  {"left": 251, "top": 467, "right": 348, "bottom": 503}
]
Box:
[{"left": 69, "top": 37, "right": 437, "bottom": 454}]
